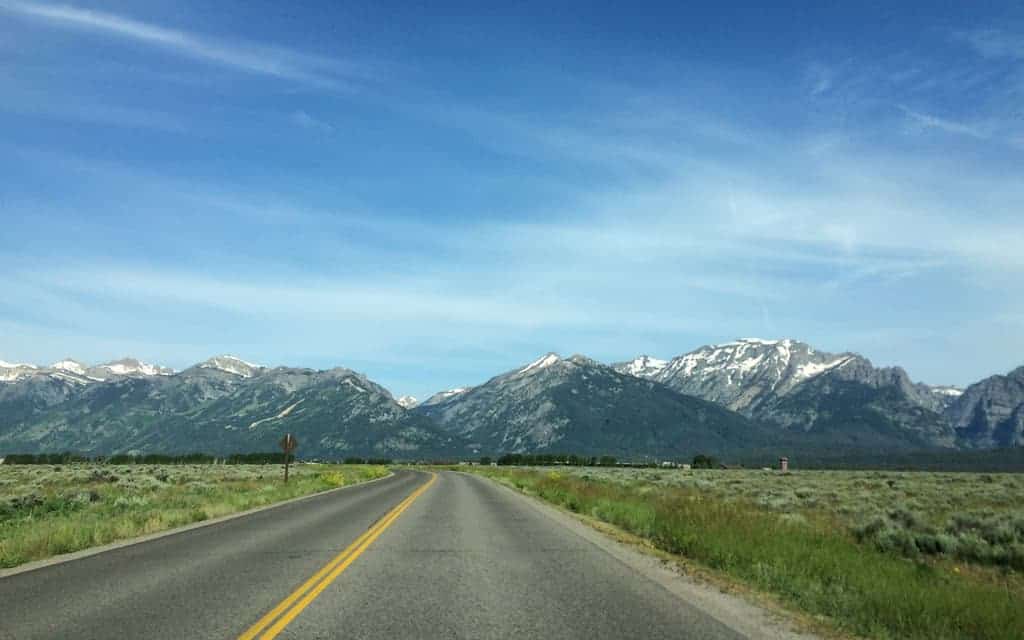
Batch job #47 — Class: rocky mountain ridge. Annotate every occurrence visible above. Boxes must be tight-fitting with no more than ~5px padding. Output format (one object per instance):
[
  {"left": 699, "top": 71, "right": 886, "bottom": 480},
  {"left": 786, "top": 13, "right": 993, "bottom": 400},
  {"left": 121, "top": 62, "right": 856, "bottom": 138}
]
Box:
[
  {"left": 1, "top": 357, "right": 174, "bottom": 384},
  {"left": 946, "top": 366, "right": 1024, "bottom": 448}
]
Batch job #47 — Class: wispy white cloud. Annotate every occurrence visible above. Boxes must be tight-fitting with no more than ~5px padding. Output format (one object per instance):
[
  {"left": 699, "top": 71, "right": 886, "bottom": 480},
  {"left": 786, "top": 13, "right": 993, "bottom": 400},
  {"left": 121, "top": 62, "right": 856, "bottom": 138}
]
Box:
[
  {"left": 800, "top": 46, "right": 1023, "bottom": 150},
  {"left": 0, "top": 1, "right": 368, "bottom": 89},
  {"left": 290, "top": 110, "right": 334, "bottom": 133},
  {"left": 899, "top": 105, "right": 989, "bottom": 139},
  {"left": 805, "top": 62, "right": 835, "bottom": 96},
  {"left": 954, "top": 29, "right": 1024, "bottom": 60},
  {"left": 17, "top": 264, "right": 719, "bottom": 337},
  {"left": 0, "top": 82, "right": 187, "bottom": 131},
  {"left": 394, "top": 88, "right": 1024, "bottom": 274},
  {"left": 397, "top": 98, "right": 744, "bottom": 178}
]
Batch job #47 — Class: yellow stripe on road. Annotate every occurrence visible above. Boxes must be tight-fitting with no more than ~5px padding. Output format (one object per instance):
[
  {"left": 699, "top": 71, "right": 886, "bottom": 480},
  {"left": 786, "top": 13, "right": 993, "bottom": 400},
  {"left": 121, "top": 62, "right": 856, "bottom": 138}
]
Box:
[{"left": 238, "top": 473, "right": 437, "bottom": 640}]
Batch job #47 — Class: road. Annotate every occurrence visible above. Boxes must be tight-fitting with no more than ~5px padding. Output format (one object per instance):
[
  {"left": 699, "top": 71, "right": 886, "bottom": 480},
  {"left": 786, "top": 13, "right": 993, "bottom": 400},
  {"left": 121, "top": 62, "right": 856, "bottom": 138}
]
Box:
[{"left": 0, "top": 470, "right": 746, "bottom": 639}]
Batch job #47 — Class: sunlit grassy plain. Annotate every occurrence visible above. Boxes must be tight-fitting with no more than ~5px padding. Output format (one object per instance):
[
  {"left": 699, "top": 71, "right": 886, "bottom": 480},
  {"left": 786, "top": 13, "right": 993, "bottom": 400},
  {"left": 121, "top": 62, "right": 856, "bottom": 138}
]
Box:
[
  {"left": 0, "top": 463, "right": 388, "bottom": 569},
  {"left": 468, "top": 466, "right": 1024, "bottom": 640}
]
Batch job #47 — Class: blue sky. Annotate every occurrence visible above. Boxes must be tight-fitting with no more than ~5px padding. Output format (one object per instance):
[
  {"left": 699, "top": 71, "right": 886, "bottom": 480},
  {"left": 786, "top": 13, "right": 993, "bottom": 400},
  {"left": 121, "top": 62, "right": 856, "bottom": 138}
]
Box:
[{"left": 2, "top": 1, "right": 1023, "bottom": 399}]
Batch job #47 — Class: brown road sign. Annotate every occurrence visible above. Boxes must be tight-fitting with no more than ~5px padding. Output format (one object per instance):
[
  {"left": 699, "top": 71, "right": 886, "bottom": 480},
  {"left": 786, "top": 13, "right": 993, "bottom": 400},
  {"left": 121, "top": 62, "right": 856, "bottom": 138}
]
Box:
[
  {"left": 280, "top": 433, "right": 298, "bottom": 483},
  {"left": 279, "top": 433, "right": 298, "bottom": 453}
]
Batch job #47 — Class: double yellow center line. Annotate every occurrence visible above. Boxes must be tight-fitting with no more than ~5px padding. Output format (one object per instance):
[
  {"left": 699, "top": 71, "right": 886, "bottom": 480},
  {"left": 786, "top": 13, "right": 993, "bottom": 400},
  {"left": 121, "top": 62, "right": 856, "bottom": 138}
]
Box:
[{"left": 238, "top": 472, "right": 437, "bottom": 640}]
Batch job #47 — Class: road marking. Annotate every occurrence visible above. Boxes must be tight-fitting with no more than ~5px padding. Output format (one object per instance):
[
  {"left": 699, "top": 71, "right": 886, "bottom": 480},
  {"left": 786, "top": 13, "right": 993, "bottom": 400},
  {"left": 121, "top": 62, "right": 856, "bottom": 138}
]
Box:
[{"left": 238, "top": 472, "right": 437, "bottom": 640}]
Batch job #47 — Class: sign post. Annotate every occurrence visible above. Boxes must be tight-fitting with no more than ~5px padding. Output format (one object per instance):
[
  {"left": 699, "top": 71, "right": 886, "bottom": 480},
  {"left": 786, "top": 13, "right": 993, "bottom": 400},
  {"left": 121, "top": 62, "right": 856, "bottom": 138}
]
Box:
[{"left": 279, "top": 433, "right": 298, "bottom": 482}]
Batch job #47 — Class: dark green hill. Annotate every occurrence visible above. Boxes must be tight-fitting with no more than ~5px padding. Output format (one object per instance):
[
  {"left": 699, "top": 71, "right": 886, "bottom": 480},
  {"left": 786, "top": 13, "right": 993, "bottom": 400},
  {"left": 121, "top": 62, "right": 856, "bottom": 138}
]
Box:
[
  {"left": 0, "top": 366, "right": 461, "bottom": 458},
  {"left": 760, "top": 375, "right": 956, "bottom": 451}
]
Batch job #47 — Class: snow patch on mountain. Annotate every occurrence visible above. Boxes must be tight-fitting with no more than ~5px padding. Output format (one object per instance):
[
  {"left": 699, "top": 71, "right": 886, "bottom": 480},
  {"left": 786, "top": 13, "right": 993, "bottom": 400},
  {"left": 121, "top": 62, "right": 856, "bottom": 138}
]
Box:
[
  {"left": 248, "top": 399, "right": 304, "bottom": 430},
  {"left": 48, "top": 370, "right": 92, "bottom": 385},
  {"left": 342, "top": 378, "right": 367, "bottom": 393},
  {"left": 793, "top": 356, "right": 853, "bottom": 382},
  {"left": 0, "top": 360, "right": 38, "bottom": 382},
  {"left": 421, "top": 388, "right": 469, "bottom": 406}
]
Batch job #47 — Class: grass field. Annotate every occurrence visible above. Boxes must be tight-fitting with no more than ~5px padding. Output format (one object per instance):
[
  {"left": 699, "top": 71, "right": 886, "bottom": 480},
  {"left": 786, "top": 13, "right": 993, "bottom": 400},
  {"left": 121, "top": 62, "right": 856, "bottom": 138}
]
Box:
[
  {"left": 0, "top": 463, "right": 388, "bottom": 569},
  {"left": 470, "top": 466, "right": 1024, "bottom": 640},
  {"left": 560, "top": 467, "right": 1024, "bottom": 570}
]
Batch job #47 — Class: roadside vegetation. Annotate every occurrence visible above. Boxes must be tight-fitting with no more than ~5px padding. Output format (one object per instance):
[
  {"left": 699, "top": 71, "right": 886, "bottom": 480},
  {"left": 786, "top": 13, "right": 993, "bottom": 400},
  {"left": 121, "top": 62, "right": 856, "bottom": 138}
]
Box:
[
  {"left": 470, "top": 466, "right": 1024, "bottom": 640},
  {"left": 558, "top": 467, "right": 1024, "bottom": 571},
  {"left": 0, "top": 463, "right": 388, "bottom": 569}
]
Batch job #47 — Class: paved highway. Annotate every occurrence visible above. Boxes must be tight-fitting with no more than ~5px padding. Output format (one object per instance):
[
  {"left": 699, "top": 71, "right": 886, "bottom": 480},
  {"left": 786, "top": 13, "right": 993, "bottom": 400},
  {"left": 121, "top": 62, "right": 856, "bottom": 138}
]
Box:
[{"left": 1, "top": 470, "right": 746, "bottom": 639}]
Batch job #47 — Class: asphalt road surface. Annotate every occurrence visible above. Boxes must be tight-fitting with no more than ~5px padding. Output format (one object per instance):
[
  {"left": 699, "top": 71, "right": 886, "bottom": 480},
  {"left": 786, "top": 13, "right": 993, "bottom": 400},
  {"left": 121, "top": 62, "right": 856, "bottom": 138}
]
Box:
[{"left": 1, "top": 470, "right": 746, "bottom": 639}]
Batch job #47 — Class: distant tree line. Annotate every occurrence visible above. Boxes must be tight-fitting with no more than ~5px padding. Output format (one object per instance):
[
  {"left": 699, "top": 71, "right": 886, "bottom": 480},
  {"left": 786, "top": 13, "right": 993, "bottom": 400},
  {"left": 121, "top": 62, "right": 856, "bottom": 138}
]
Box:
[
  {"left": 479, "top": 453, "right": 728, "bottom": 468},
  {"left": 1, "top": 452, "right": 300, "bottom": 465},
  {"left": 10, "top": 448, "right": 1019, "bottom": 471},
  {"left": 487, "top": 454, "right": 619, "bottom": 466},
  {"left": 342, "top": 457, "right": 394, "bottom": 465},
  {"left": 2, "top": 453, "right": 92, "bottom": 465}
]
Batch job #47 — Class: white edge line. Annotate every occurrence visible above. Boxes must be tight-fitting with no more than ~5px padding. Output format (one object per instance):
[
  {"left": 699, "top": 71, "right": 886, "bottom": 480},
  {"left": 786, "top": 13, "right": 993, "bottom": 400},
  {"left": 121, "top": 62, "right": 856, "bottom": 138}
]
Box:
[{"left": 0, "top": 470, "right": 396, "bottom": 579}]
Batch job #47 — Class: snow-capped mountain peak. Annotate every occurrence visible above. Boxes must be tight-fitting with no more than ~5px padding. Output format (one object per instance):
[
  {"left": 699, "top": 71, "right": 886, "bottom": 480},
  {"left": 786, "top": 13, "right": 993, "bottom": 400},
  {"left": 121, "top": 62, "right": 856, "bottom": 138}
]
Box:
[
  {"left": 619, "top": 338, "right": 867, "bottom": 414},
  {"left": 613, "top": 355, "right": 667, "bottom": 378},
  {"left": 51, "top": 359, "right": 88, "bottom": 376},
  {"left": 517, "top": 353, "right": 561, "bottom": 375},
  {"left": 396, "top": 395, "right": 418, "bottom": 409},
  {"left": 198, "top": 355, "right": 264, "bottom": 378},
  {"left": 94, "top": 358, "right": 174, "bottom": 377}
]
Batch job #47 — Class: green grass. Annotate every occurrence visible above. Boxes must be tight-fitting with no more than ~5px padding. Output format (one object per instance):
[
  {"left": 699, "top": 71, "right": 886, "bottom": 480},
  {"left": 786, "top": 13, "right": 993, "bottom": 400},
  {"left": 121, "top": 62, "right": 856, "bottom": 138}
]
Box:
[
  {"left": 0, "top": 463, "right": 388, "bottom": 569},
  {"left": 471, "top": 467, "right": 1024, "bottom": 640}
]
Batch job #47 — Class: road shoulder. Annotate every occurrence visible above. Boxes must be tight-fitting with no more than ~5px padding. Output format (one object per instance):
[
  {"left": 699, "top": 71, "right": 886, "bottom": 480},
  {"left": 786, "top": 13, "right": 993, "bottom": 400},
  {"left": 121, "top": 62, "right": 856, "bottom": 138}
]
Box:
[{"left": 466, "top": 472, "right": 826, "bottom": 640}]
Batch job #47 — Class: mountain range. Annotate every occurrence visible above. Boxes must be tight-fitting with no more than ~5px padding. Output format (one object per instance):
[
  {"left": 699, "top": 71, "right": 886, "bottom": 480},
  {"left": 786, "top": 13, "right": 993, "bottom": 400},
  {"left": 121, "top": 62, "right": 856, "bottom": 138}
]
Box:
[
  {"left": 1, "top": 341, "right": 1022, "bottom": 459},
  {"left": 415, "top": 353, "right": 770, "bottom": 457}
]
